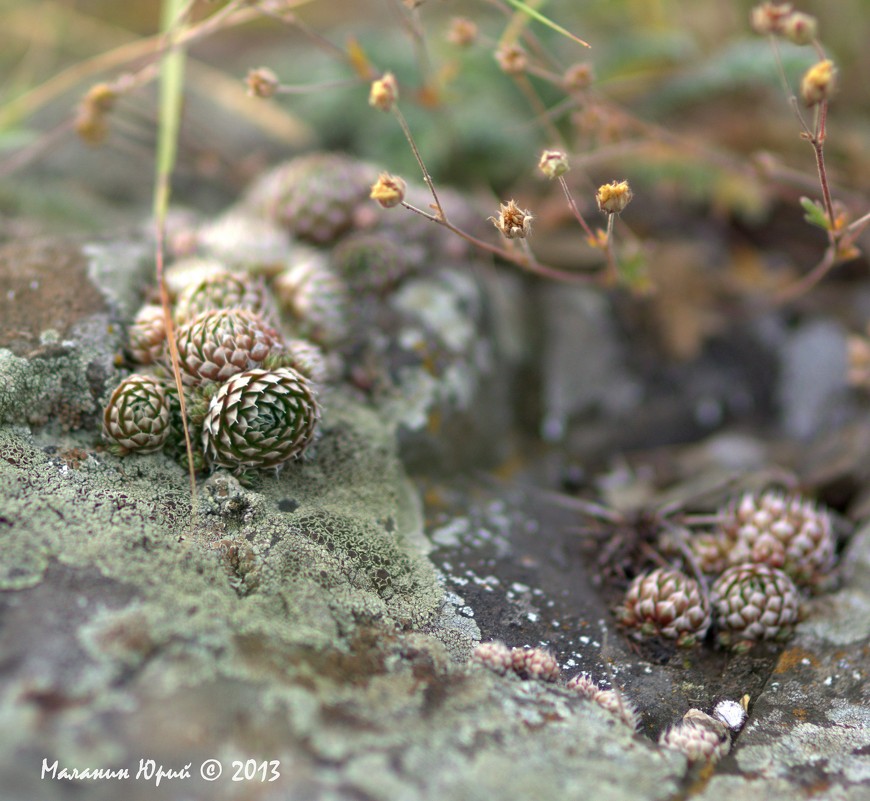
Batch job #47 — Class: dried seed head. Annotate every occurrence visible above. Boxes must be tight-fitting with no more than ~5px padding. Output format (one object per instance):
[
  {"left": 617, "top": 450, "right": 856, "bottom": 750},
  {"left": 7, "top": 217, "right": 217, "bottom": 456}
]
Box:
[
  {"left": 659, "top": 708, "right": 731, "bottom": 763},
  {"left": 246, "top": 67, "right": 280, "bottom": 98},
  {"left": 202, "top": 367, "right": 320, "bottom": 471},
  {"left": 750, "top": 3, "right": 794, "bottom": 35},
  {"left": 370, "top": 173, "right": 407, "bottom": 209},
  {"left": 596, "top": 180, "right": 633, "bottom": 214},
  {"left": 562, "top": 62, "right": 595, "bottom": 92},
  {"left": 719, "top": 490, "right": 836, "bottom": 586},
  {"left": 495, "top": 44, "right": 528, "bottom": 75},
  {"left": 538, "top": 149, "right": 570, "bottom": 180},
  {"left": 617, "top": 567, "right": 711, "bottom": 647},
  {"left": 782, "top": 12, "right": 818, "bottom": 45},
  {"left": 102, "top": 374, "right": 171, "bottom": 456},
  {"left": 711, "top": 562, "right": 800, "bottom": 652},
  {"left": 510, "top": 646, "right": 561, "bottom": 682},
  {"left": 369, "top": 72, "right": 399, "bottom": 112},
  {"left": 471, "top": 640, "right": 513, "bottom": 675},
  {"left": 447, "top": 17, "right": 478, "bottom": 47},
  {"left": 801, "top": 59, "right": 836, "bottom": 107},
  {"left": 490, "top": 199, "right": 533, "bottom": 240}
]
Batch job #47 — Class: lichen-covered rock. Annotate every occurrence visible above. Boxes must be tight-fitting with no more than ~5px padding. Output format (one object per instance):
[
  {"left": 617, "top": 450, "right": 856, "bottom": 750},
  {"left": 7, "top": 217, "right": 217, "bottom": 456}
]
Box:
[{"left": 0, "top": 238, "right": 151, "bottom": 429}]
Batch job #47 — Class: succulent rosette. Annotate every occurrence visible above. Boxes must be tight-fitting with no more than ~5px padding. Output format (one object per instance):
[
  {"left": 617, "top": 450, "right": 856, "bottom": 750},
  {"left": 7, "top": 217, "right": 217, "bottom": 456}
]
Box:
[
  {"left": 125, "top": 304, "right": 167, "bottom": 366},
  {"left": 719, "top": 491, "right": 836, "bottom": 587},
  {"left": 711, "top": 563, "right": 800, "bottom": 652},
  {"left": 171, "top": 308, "right": 286, "bottom": 387},
  {"left": 174, "top": 271, "right": 278, "bottom": 326},
  {"left": 244, "top": 152, "right": 377, "bottom": 244},
  {"left": 102, "top": 373, "right": 171, "bottom": 455},
  {"left": 331, "top": 232, "right": 411, "bottom": 293},
  {"left": 202, "top": 367, "right": 320, "bottom": 471},
  {"left": 617, "top": 567, "right": 711, "bottom": 647},
  {"left": 272, "top": 255, "right": 349, "bottom": 347}
]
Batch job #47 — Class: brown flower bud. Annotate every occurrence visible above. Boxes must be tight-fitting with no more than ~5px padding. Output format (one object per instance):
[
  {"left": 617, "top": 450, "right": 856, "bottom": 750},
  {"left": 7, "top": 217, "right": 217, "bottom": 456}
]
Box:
[
  {"left": 246, "top": 67, "right": 280, "bottom": 98},
  {"left": 370, "top": 173, "right": 407, "bottom": 208},
  {"left": 495, "top": 44, "right": 528, "bottom": 75},
  {"left": 782, "top": 12, "right": 818, "bottom": 45},
  {"left": 801, "top": 60, "right": 836, "bottom": 106},
  {"left": 596, "top": 180, "right": 633, "bottom": 214},
  {"left": 369, "top": 72, "right": 399, "bottom": 112},
  {"left": 538, "top": 149, "right": 570, "bottom": 180},
  {"left": 447, "top": 16, "right": 478, "bottom": 47},
  {"left": 562, "top": 62, "right": 595, "bottom": 92},
  {"left": 489, "top": 200, "right": 533, "bottom": 239},
  {"left": 750, "top": 3, "right": 793, "bottom": 35}
]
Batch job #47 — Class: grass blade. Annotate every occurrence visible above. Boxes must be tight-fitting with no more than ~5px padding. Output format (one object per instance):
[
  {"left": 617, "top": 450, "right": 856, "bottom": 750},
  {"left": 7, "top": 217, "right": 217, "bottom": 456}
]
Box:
[{"left": 503, "top": 0, "right": 590, "bottom": 48}]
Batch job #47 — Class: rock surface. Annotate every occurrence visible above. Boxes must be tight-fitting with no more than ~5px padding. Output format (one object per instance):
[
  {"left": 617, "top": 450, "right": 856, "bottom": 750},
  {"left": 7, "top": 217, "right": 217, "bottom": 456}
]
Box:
[{"left": 1, "top": 215, "right": 869, "bottom": 801}]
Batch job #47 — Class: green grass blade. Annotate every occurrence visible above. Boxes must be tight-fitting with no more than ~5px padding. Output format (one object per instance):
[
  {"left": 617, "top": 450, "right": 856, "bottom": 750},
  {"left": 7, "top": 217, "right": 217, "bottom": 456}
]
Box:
[
  {"left": 154, "top": 0, "right": 198, "bottom": 512},
  {"left": 154, "top": 0, "right": 187, "bottom": 218},
  {"left": 503, "top": 0, "right": 590, "bottom": 48}
]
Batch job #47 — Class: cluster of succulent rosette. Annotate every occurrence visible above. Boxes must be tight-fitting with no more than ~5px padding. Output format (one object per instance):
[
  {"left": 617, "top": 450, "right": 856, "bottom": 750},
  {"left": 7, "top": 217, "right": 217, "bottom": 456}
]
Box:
[
  {"left": 102, "top": 151, "right": 449, "bottom": 477},
  {"left": 616, "top": 490, "right": 837, "bottom": 652}
]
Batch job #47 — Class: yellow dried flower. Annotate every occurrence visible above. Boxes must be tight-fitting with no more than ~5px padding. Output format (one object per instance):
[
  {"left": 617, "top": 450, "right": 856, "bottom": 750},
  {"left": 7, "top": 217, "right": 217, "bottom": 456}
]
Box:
[
  {"left": 369, "top": 72, "right": 399, "bottom": 112},
  {"left": 74, "top": 83, "right": 118, "bottom": 145},
  {"left": 596, "top": 180, "right": 633, "bottom": 214},
  {"left": 801, "top": 60, "right": 836, "bottom": 107},
  {"left": 490, "top": 200, "right": 533, "bottom": 240},
  {"left": 447, "top": 16, "right": 478, "bottom": 47},
  {"left": 538, "top": 149, "right": 570, "bottom": 180},
  {"left": 370, "top": 173, "right": 407, "bottom": 208},
  {"left": 246, "top": 67, "right": 280, "bottom": 98},
  {"left": 83, "top": 83, "right": 118, "bottom": 112},
  {"left": 495, "top": 44, "right": 528, "bottom": 75}
]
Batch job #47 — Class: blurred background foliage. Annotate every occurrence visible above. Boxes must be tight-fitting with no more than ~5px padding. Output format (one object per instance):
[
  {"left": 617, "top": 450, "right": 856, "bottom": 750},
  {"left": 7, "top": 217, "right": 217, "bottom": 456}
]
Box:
[{"left": 0, "top": 0, "right": 867, "bottom": 235}]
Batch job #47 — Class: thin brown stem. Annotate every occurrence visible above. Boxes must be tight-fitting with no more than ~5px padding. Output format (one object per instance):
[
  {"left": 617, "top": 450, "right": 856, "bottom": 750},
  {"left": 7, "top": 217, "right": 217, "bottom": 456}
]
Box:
[
  {"left": 557, "top": 175, "right": 596, "bottom": 239},
  {"left": 774, "top": 247, "right": 837, "bottom": 304},
  {"left": 154, "top": 213, "right": 198, "bottom": 511},
  {"left": 392, "top": 106, "right": 445, "bottom": 220},
  {"left": 812, "top": 100, "right": 837, "bottom": 244},
  {"left": 399, "top": 200, "right": 597, "bottom": 285},
  {"left": 845, "top": 211, "right": 870, "bottom": 237},
  {"left": 603, "top": 213, "right": 618, "bottom": 284}
]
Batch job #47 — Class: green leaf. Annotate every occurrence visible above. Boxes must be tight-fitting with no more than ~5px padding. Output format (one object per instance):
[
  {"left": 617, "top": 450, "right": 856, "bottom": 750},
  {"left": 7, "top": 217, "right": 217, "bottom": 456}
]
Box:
[{"left": 800, "top": 196, "right": 830, "bottom": 230}]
